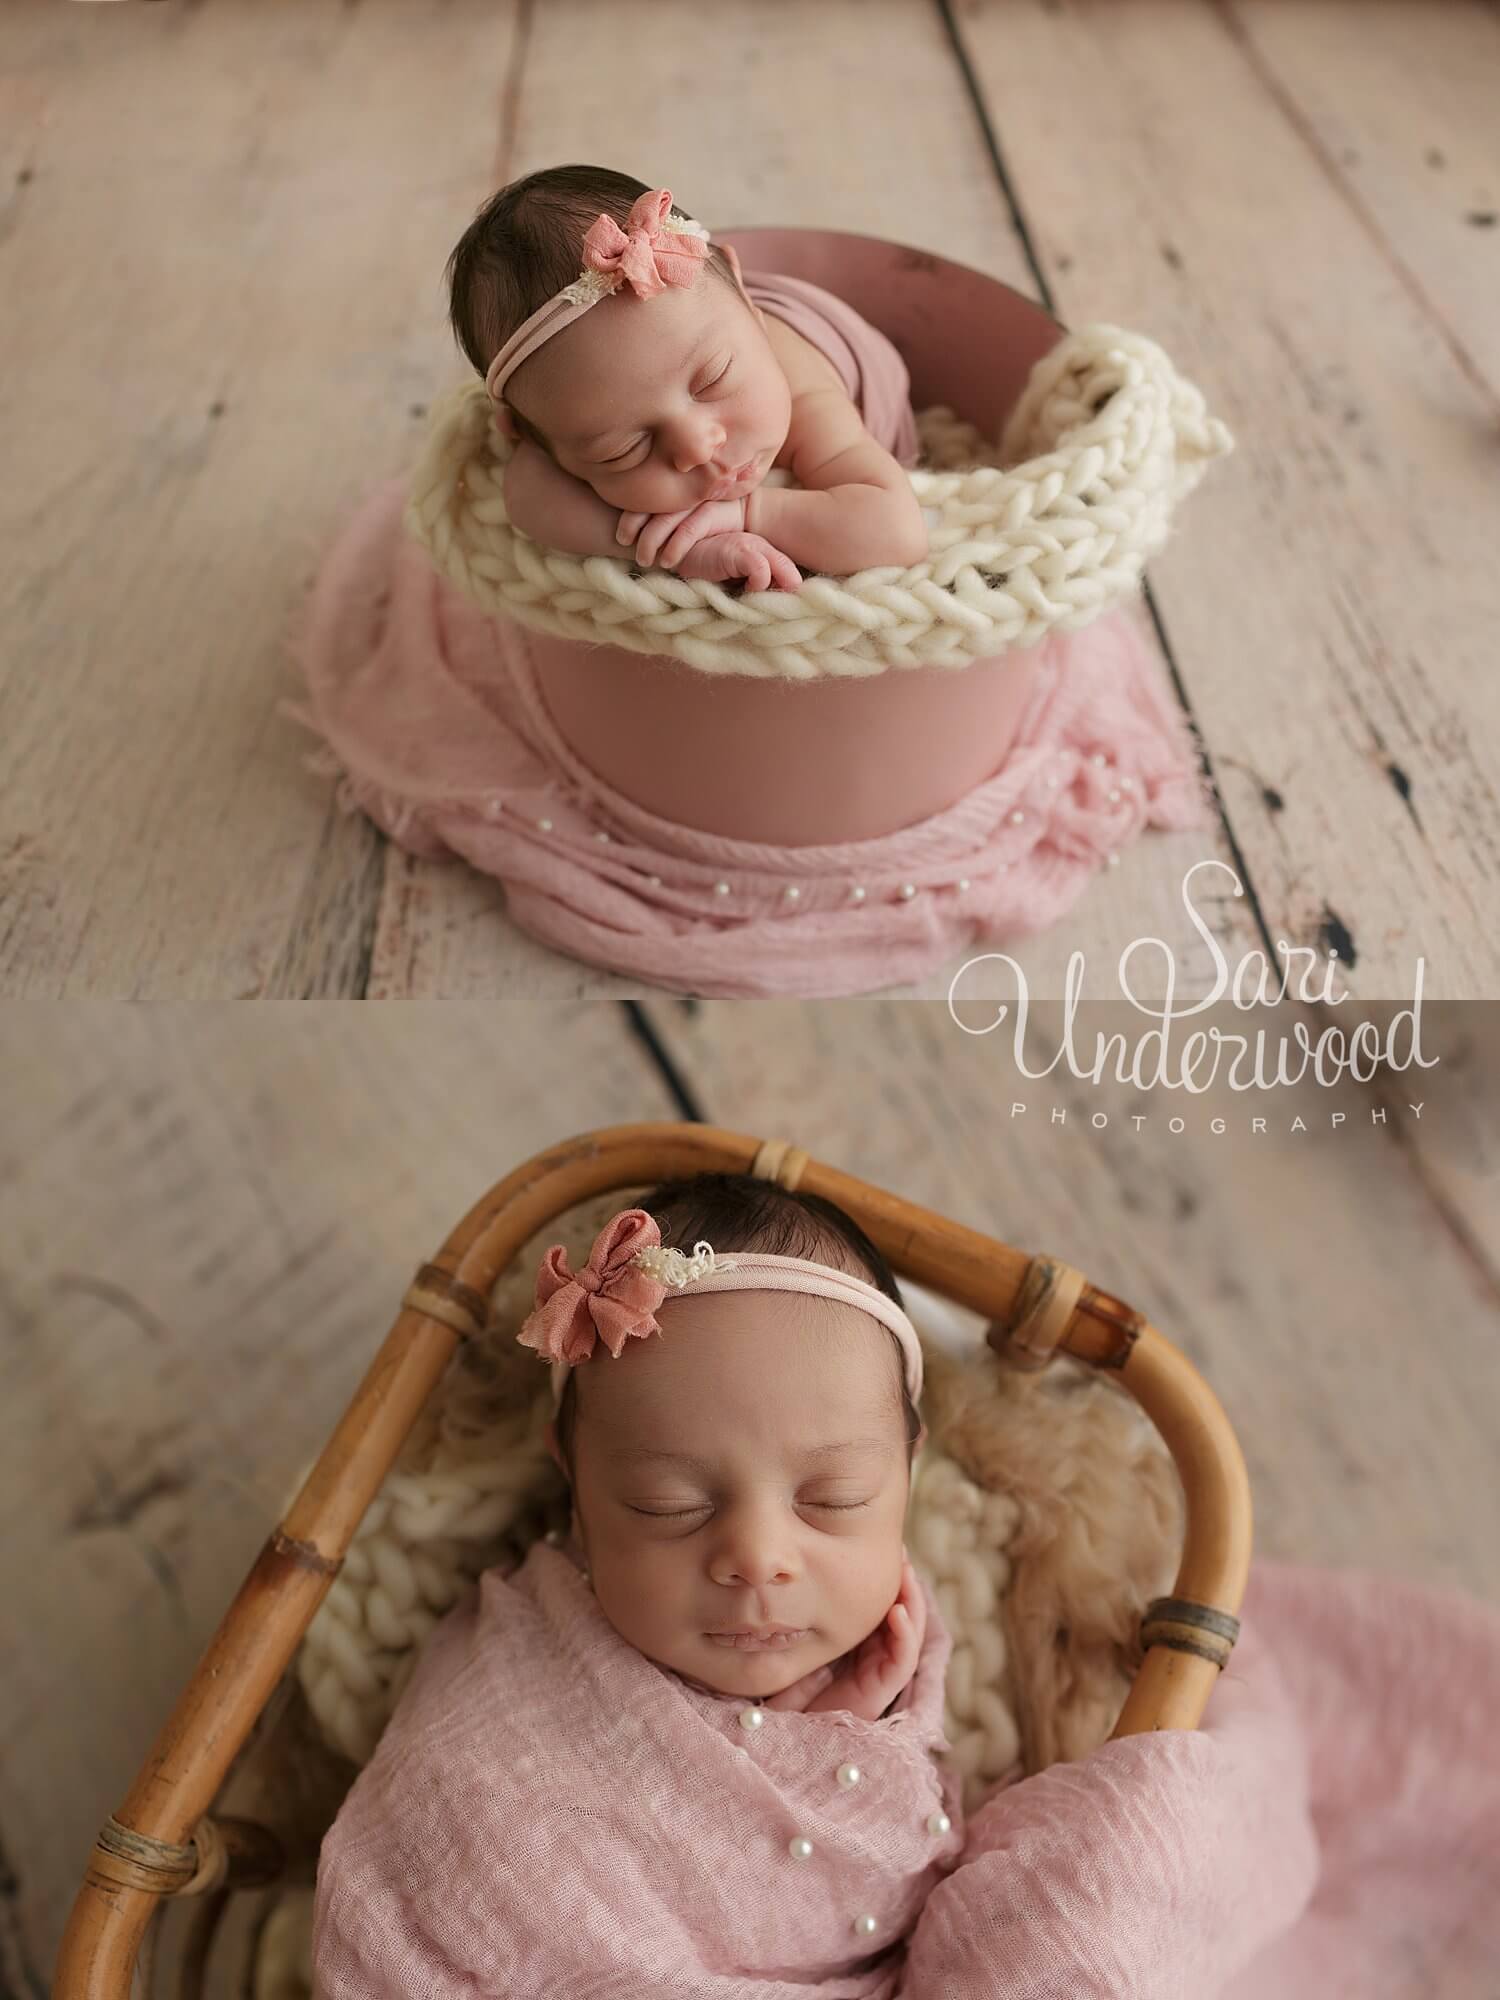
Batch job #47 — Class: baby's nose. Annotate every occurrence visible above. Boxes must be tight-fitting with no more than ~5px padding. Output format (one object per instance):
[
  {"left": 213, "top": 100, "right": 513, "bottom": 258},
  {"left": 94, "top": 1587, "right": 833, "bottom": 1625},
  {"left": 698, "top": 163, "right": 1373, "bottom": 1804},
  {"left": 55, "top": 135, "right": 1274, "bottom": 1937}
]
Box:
[{"left": 672, "top": 419, "right": 727, "bottom": 474}]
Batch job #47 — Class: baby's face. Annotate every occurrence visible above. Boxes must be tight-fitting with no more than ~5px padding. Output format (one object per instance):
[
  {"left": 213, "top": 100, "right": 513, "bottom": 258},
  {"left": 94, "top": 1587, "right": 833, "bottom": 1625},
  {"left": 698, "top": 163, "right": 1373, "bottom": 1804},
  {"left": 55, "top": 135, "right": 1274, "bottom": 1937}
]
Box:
[
  {"left": 506, "top": 270, "right": 793, "bottom": 517},
  {"left": 556, "top": 1291, "right": 913, "bottom": 1701}
]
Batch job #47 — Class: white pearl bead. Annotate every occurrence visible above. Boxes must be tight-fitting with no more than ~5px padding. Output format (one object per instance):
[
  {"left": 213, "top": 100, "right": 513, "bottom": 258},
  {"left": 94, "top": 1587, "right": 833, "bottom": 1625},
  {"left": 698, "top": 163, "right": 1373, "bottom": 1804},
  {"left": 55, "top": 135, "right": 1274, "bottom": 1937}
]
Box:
[
  {"left": 537, "top": 816, "right": 553, "bottom": 832},
  {"left": 927, "top": 1811, "right": 952, "bottom": 1835},
  {"left": 1106, "top": 853, "right": 1120, "bottom": 868},
  {"left": 486, "top": 800, "right": 504, "bottom": 820},
  {"left": 836, "top": 1762, "right": 863, "bottom": 1788},
  {"left": 853, "top": 1914, "right": 879, "bottom": 1938},
  {"left": 1107, "top": 788, "right": 1121, "bottom": 802},
  {"left": 594, "top": 830, "right": 611, "bottom": 843},
  {"left": 898, "top": 883, "right": 917, "bottom": 900},
  {"left": 849, "top": 884, "right": 866, "bottom": 903},
  {"left": 646, "top": 874, "right": 661, "bottom": 887},
  {"left": 1009, "top": 809, "right": 1025, "bottom": 825},
  {"left": 1120, "top": 776, "right": 1136, "bottom": 789},
  {"left": 788, "top": 1835, "right": 814, "bottom": 1860},
  {"left": 1091, "top": 752, "right": 1108, "bottom": 767},
  {"left": 714, "top": 881, "right": 731, "bottom": 897},
  {"left": 739, "top": 1706, "right": 766, "bottom": 1731},
  {"left": 956, "top": 878, "right": 970, "bottom": 892},
  {"left": 783, "top": 885, "right": 801, "bottom": 902}
]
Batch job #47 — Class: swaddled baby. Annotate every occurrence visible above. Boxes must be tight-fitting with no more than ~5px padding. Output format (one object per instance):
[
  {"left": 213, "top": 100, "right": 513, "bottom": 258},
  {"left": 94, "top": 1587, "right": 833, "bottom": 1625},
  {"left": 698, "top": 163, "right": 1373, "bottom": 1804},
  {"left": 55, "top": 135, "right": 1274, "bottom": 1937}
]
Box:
[
  {"left": 445, "top": 165, "right": 931, "bottom": 593},
  {"left": 313, "top": 1173, "right": 1325, "bottom": 1998},
  {"left": 313, "top": 1173, "right": 966, "bottom": 1998}
]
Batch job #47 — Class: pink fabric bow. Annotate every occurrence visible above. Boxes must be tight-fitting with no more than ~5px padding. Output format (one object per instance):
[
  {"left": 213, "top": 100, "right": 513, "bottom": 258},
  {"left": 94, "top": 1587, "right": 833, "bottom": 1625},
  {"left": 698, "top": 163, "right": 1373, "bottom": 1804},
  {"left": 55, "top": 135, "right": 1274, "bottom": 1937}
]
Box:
[
  {"left": 516, "top": 1208, "right": 670, "bottom": 1366},
  {"left": 580, "top": 188, "right": 708, "bottom": 300}
]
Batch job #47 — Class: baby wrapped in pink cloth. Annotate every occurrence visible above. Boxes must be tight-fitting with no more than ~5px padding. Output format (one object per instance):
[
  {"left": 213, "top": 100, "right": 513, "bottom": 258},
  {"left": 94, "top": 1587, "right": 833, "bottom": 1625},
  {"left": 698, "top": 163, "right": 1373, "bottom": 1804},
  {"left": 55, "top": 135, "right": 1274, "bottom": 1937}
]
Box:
[{"left": 310, "top": 1187, "right": 1500, "bottom": 1997}]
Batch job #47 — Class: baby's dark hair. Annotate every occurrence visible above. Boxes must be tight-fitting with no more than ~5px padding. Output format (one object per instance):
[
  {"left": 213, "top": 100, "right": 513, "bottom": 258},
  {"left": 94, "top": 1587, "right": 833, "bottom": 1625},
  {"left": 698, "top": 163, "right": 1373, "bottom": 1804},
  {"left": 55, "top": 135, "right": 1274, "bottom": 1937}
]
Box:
[
  {"left": 553, "top": 1172, "right": 923, "bottom": 1487},
  {"left": 445, "top": 164, "right": 738, "bottom": 451}
]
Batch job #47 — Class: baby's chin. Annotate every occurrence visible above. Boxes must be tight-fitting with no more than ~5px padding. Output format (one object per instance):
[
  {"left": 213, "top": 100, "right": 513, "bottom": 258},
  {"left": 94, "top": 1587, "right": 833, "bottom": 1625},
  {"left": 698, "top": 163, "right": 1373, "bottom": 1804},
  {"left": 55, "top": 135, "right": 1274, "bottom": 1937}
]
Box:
[
  {"left": 683, "top": 1634, "right": 835, "bottom": 1700},
  {"left": 633, "top": 1631, "right": 822, "bottom": 1701},
  {"left": 678, "top": 1660, "right": 810, "bottom": 1701}
]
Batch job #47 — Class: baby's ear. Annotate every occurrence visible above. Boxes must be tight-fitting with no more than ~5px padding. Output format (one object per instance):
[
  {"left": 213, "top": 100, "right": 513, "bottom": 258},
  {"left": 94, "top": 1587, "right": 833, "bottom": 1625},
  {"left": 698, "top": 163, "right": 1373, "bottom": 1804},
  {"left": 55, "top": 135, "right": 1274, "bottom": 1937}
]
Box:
[{"left": 491, "top": 397, "right": 520, "bottom": 443}]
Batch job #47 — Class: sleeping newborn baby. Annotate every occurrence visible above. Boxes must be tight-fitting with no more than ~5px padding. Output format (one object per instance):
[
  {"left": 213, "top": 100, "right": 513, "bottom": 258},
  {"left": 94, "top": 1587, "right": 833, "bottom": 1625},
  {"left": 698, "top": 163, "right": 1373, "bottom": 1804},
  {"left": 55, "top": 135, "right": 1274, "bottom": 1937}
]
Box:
[
  {"left": 312, "top": 1174, "right": 966, "bottom": 1998},
  {"left": 444, "top": 165, "right": 931, "bottom": 593},
  {"left": 540, "top": 1204, "right": 930, "bottom": 1722}
]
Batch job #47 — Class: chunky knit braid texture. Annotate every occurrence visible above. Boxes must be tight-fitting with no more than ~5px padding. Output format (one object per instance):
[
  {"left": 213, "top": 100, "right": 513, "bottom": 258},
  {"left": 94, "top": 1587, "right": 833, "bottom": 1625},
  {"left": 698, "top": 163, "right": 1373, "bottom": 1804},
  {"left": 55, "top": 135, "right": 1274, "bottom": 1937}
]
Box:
[{"left": 403, "top": 324, "right": 1232, "bottom": 680}]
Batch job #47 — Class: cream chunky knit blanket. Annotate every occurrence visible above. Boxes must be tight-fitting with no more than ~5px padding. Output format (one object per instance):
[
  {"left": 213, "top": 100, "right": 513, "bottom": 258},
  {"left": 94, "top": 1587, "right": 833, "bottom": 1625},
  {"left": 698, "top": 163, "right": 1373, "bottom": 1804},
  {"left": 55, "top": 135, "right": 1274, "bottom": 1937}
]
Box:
[{"left": 403, "top": 324, "right": 1233, "bottom": 680}]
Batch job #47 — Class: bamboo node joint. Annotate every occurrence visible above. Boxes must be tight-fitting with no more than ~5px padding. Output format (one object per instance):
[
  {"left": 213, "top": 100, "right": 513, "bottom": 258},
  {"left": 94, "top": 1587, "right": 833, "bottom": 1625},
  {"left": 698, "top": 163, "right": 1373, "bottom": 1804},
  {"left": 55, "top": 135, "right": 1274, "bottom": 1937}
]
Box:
[
  {"left": 1140, "top": 1596, "right": 1241, "bottom": 1669},
  {"left": 750, "top": 1139, "right": 808, "bottom": 1191},
  {"left": 990, "top": 1254, "right": 1087, "bottom": 1369},
  {"left": 403, "top": 1263, "right": 490, "bottom": 1342}
]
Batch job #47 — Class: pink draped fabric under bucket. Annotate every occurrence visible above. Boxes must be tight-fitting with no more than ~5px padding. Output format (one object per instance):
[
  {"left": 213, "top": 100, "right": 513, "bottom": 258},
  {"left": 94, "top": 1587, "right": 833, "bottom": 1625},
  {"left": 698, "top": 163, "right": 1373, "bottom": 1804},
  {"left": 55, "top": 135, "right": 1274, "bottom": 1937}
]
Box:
[{"left": 284, "top": 478, "right": 1209, "bottom": 997}]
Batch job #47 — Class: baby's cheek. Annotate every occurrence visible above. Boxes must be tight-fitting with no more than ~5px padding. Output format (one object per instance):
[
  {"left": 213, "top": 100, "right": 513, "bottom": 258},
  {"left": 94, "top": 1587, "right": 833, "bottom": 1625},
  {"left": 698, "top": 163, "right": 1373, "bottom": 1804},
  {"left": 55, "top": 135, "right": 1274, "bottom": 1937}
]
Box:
[{"left": 603, "top": 471, "right": 695, "bottom": 515}]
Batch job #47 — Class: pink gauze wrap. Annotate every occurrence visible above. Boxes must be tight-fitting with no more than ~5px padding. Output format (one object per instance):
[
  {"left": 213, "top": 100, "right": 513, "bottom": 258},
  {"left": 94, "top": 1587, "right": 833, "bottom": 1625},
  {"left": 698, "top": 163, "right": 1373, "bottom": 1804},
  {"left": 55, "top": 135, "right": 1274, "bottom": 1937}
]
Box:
[
  {"left": 285, "top": 270, "right": 1209, "bottom": 999},
  {"left": 311, "top": 1552, "right": 1500, "bottom": 1998}
]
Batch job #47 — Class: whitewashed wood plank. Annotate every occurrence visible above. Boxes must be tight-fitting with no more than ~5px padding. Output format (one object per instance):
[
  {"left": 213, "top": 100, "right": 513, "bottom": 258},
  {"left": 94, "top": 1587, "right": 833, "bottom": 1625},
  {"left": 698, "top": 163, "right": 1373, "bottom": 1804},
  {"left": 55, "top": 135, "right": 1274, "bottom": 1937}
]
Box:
[
  {"left": 950, "top": 0, "right": 1500, "bottom": 997},
  {"left": 1230, "top": 0, "right": 1500, "bottom": 397},
  {"left": 0, "top": 0, "right": 519, "bottom": 997}
]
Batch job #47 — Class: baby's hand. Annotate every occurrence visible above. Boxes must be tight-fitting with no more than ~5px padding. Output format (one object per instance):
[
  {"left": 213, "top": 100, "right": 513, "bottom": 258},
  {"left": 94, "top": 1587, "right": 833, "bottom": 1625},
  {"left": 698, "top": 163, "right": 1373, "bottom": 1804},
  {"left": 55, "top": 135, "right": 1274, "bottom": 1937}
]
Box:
[
  {"left": 771, "top": 1557, "right": 927, "bottom": 1722},
  {"left": 675, "top": 532, "right": 802, "bottom": 594},
  {"left": 618, "top": 499, "right": 747, "bottom": 570}
]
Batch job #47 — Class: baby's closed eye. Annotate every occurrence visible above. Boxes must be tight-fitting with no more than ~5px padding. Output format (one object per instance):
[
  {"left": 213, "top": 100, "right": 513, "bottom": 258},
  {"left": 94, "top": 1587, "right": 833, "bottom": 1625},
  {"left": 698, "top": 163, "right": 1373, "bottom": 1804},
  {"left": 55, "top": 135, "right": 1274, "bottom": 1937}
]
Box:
[{"left": 624, "top": 1496, "right": 875, "bottom": 1520}]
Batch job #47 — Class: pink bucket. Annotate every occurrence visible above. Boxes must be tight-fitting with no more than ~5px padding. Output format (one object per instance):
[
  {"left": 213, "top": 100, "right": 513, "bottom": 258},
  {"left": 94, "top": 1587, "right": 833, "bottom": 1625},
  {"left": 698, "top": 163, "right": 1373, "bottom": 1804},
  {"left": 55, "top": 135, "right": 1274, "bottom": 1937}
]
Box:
[{"left": 519, "top": 227, "right": 1065, "bottom": 846}]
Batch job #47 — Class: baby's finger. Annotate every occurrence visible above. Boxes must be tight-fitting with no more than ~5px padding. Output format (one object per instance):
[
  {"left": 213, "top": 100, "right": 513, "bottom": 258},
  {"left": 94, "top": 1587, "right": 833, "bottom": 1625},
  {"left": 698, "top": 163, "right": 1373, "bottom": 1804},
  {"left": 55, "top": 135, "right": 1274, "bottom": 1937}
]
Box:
[
  {"left": 640, "top": 510, "right": 690, "bottom": 566},
  {"left": 767, "top": 550, "right": 802, "bottom": 593},
  {"left": 744, "top": 553, "right": 771, "bottom": 592},
  {"left": 662, "top": 516, "right": 709, "bottom": 569}
]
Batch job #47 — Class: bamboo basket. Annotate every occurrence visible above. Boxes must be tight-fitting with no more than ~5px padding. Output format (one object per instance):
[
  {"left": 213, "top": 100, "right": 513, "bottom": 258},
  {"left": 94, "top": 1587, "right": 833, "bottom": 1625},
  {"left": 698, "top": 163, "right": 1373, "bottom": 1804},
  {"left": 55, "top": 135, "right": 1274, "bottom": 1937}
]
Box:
[{"left": 52, "top": 1122, "right": 1252, "bottom": 1998}]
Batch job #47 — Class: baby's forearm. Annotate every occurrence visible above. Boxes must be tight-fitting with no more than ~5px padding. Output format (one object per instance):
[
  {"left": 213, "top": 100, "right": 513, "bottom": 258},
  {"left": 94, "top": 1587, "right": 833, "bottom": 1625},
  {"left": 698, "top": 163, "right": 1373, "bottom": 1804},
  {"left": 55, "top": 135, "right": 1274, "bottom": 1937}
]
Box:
[
  {"left": 503, "top": 441, "right": 624, "bottom": 560},
  {"left": 745, "top": 483, "right": 928, "bottom": 574}
]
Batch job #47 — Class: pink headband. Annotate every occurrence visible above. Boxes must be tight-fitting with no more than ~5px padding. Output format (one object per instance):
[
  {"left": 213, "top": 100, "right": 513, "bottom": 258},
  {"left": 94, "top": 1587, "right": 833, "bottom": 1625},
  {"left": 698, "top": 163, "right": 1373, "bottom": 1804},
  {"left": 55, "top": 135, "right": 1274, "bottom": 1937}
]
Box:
[
  {"left": 483, "top": 187, "right": 712, "bottom": 409},
  {"left": 517, "top": 1208, "right": 924, "bottom": 1416}
]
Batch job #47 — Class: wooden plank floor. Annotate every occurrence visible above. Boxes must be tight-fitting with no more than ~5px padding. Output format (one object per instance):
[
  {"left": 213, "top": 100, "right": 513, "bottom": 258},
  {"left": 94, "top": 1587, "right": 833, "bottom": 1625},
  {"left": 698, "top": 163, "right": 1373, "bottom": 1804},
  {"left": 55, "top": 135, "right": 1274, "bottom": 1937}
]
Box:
[
  {"left": 2, "top": 997, "right": 1497, "bottom": 1987},
  {"left": 2, "top": 0, "right": 1497, "bottom": 998}
]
